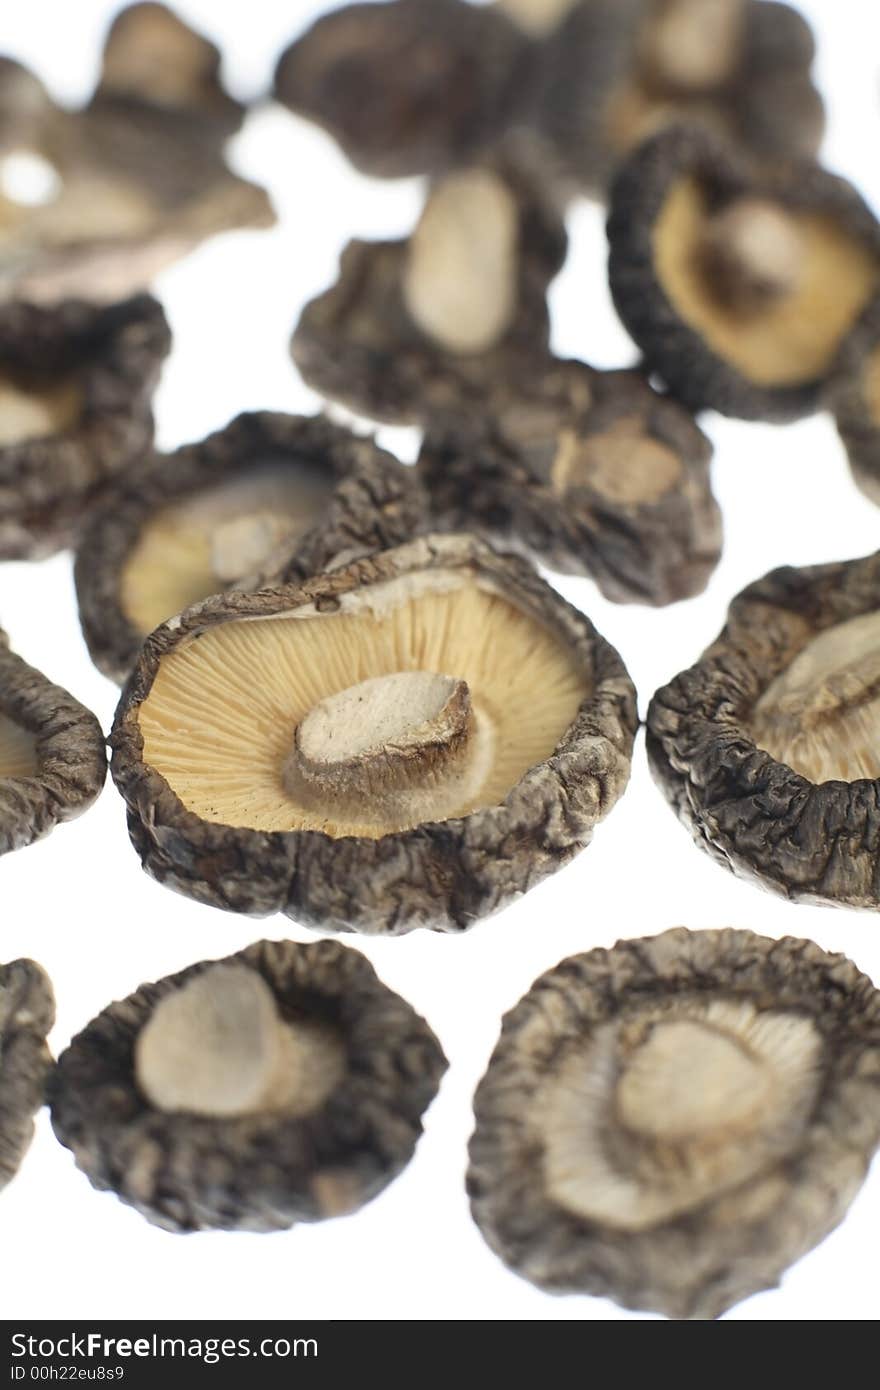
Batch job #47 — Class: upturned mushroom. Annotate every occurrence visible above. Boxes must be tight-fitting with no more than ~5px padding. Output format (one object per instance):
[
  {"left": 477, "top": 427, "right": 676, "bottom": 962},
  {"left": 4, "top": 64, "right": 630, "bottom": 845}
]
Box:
[
  {"left": 418, "top": 358, "right": 721, "bottom": 605},
  {"left": 828, "top": 296, "right": 880, "bottom": 506},
  {"left": 1, "top": 958, "right": 54, "bottom": 1193},
  {"left": 292, "top": 165, "right": 566, "bottom": 426},
  {"left": 50, "top": 939, "right": 447, "bottom": 1232},
  {"left": 468, "top": 927, "right": 880, "bottom": 1319},
  {"left": 607, "top": 126, "right": 880, "bottom": 420},
  {"left": 648, "top": 549, "right": 880, "bottom": 907},
  {"left": 0, "top": 294, "right": 170, "bottom": 558},
  {"left": 74, "top": 412, "right": 428, "bottom": 684},
  {"left": 0, "top": 626, "right": 106, "bottom": 857},
  {"left": 109, "top": 533, "right": 637, "bottom": 934}
]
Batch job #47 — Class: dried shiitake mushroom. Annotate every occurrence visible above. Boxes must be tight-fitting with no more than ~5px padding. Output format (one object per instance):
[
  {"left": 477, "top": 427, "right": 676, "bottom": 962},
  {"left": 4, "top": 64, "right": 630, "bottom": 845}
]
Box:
[
  {"left": 468, "top": 927, "right": 880, "bottom": 1320},
  {"left": 828, "top": 296, "right": 880, "bottom": 506},
  {"left": 0, "top": 627, "right": 106, "bottom": 856},
  {"left": 292, "top": 167, "right": 566, "bottom": 426},
  {"left": 0, "top": 57, "right": 54, "bottom": 157},
  {"left": 110, "top": 534, "right": 637, "bottom": 934},
  {"left": 75, "top": 412, "right": 428, "bottom": 684},
  {"left": 0, "top": 294, "right": 169, "bottom": 558},
  {"left": 418, "top": 358, "right": 721, "bottom": 605},
  {"left": 0, "top": 5, "right": 273, "bottom": 303},
  {"left": 0, "top": 958, "right": 54, "bottom": 1193},
  {"left": 647, "top": 550, "right": 880, "bottom": 907},
  {"left": 531, "top": 1, "right": 823, "bottom": 198},
  {"left": 50, "top": 939, "right": 446, "bottom": 1232},
  {"left": 608, "top": 127, "right": 880, "bottom": 421},
  {"left": 273, "top": 0, "right": 530, "bottom": 181}
]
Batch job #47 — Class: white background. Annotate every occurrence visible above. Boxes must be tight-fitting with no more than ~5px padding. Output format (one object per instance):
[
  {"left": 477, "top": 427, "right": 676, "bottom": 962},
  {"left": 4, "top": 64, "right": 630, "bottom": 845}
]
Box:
[{"left": 2, "top": 0, "right": 880, "bottom": 1323}]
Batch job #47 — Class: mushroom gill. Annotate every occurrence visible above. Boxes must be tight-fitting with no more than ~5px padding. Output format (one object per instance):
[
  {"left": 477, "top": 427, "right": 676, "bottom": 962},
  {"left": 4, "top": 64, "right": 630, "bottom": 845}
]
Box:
[
  {"left": 0, "top": 375, "right": 81, "bottom": 446},
  {"left": 0, "top": 712, "right": 37, "bottom": 779}
]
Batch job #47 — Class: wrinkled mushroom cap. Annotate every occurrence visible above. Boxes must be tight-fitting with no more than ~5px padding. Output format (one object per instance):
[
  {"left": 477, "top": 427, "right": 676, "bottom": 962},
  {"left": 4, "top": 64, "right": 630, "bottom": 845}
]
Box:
[
  {"left": 50, "top": 939, "right": 447, "bottom": 1233},
  {"left": 468, "top": 927, "right": 880, "bottom": 1319},
  {"left": 0, "top": 958, "right": 55, "bottom": 1192},
  {"left": 110, "top": 533, "right": 637, "bottom": 933}
]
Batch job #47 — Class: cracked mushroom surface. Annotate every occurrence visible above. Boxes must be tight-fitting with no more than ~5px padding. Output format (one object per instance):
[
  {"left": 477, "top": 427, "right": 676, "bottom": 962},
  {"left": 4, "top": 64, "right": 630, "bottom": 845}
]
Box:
[
  {"left": 608, "top": 127, "right": 880, "bottom": 421},
  {"left": 0, "top": 5, "right": 273, "bottom": 304},
  {"left": 109, "top": 533, "right": 637, "bottom": 934},
  {"left": 50, "top": 939, "right": 446, "bottom": 1233},
  {"left": 418, "top": 358, "right": 721, "bottom": 605},
  {"left": 74, "top": 412, "right": 428, "bottom": 684},
  {"left": 0, "top": 294, "right": 170, "bottom": 559},
  {"left": 0, "top": 627, "right": 106, "bottom": 856},
  {"left": 291, "top": 166, "right": 566, "bottom": 426},
  {"left": 273, "top": 0, "right": 531, "bottom": 181},
  {"left": 828, "top": 296, "right": 880, "bottom": 507},
  {"left": 0, "top": 958, "right": 55, "bottom": 1193},
  {"left": 647, "top": 550, "right": 880, "bottom": 908},
  {"left": 467, "top": 927, "right": 880, "bottom": 1320}
]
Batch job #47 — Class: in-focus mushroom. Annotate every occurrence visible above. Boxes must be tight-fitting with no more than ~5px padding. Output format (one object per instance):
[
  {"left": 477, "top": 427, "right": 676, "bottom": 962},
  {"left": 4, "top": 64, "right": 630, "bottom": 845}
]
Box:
[
  {"left": 292, "top": 166, "right": 566, "bottom": 426},
  {"left": 0, "top": 627, "right": 106, "bottom": 856},
  {"left": 0, "top": 294, "right": 170, "bottom": 558},
  {"left": 647, "top": 550, "right": 880, "bottom": 907},
  {"left": 468, "top": 926, "right": 880, "bottom": 1319},
  {"left": 50, "top": 939, "right": 446, "bottom": 1232},
  {"left": 0, "top": 4, "right": 273, "bottom": 303},
  {"left": 608, "top": 127, "right": 880, "bottom": 420},
  {"left": 828, "top": 296, "right": 880, "bottom": 506},
  {"left": 273, "top": 0, "right": 530, "bottom": 181},
  {"left": 110, "top": 533, "right": 637, "bottom": 934},
  {"left": 0, "top": 958, "right": 54, "bottom": 1193},
  {"left": 75, "top": 412, "right": 428, "bottom": 684},
  {"left": 418, "top": 358, "right": 721, "bottom": 605}
]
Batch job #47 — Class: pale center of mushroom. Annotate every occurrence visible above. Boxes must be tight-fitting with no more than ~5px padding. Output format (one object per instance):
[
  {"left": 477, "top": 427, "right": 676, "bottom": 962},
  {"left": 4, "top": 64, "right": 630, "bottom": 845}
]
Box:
[
  {"left": 134, "top": 963, "right": 345, "bottom": 1119},
  {"left": 0, "top": 711, "right": 37, "bottom": 779},
  {"left": 646, "top": 0, "right": 745, "bottom": 91},
  {"left": 551, "top": 423, "right": 683, "bottom": 505},
  {"left": 0, "top": 377, "right": 81, "bottom": 446},
  {"left": 700, "top": 198, "right": 806, "bottom": 313},
  {"left": 541, "top": 998, "right": 822, "bottom": 1232},
  {"left": 402, "top": 169, "right": 519, "bottom": 356},
  {"left": 284, "top": 669, "right": 494, "bottom": 828},
  {"left": 497, "top": 0, "right": 580, "bottom": 37},
  {"left": 210, "top": 511, "right": 298, "bottom": 585},
  {"left": 752, "top": 610, "right": 880, "bottom": 783},
  {"left": 863, "top": 343, "right": 880, "bottom": 427}
]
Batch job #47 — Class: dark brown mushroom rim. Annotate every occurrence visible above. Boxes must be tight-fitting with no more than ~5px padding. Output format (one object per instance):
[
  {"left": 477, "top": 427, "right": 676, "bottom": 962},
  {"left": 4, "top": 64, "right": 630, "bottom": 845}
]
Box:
[
  {"left": 0, "top": 628, "right": 107, "bottom": 856},
  {"left": 0, "top": 958, "right": 55, "bottom": 1193},
  {"left": 273, "top": 0, "right": 532, "bottom": 181},
  {"left": 828, "top": 295, "right": 880, "bottom": 507},
  {"left": 291, "top": 165, "right": 566, "bottom": 427},
  {"left": 49, "top": 938, "right": 447, "bottom": 1233},
  {"left": 109, "top": 533, "right": 637, "bottom": 935},
  {"left": 75, "top": 412, "right": 429, "bottom": 684},
  {"left": 0, "top": 295, "right": 170, "bottom": 560},
  {"left": 468, "top": 926, "right": 880, "bottom": 1320},
  {"left": 418, "top": 357, "right": 721, "bottom": 605},
  {"left": 647, "top": 550, "right": 880, "bottom": 908},
  {"left": 607, "top": 125, "right": 880, "bottom": 421}
]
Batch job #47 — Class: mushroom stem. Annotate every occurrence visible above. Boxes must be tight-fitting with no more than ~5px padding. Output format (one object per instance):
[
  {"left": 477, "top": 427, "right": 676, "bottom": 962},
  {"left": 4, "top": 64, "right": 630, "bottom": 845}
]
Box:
[
  {"left": 210, "top": 511, "right": 294, "bottom": 584},
  {"left": 645, "top": 0, "right": 745, "bottom": 92},
  {"left": 700, "top": 197, "right": 805, "bottom": 313}
]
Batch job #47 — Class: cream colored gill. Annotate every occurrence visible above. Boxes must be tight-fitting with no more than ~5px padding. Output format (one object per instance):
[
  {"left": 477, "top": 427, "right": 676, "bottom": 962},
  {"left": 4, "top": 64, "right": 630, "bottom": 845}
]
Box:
[{"left": 0, "top": 376, "right": 81, "bottom": 446}]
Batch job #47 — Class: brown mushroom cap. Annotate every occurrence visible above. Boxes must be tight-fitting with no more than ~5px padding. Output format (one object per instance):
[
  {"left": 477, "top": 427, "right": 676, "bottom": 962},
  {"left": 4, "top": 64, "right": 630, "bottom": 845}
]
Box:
[
  {"left": 608, "top": 126, "right": 880, "bottom": 420},
  {"left": 647, "top": 549, "right": 880, "bottom": 908},
  {"left": 0, "top": 294, "right": 170, "bottom": 559},
  {"left": 109, "top": 533, "right": 637, "bottom": 934},
  {"left": 828, "top": 295, "right": 880, "bottom": 506},
  {"left": 0, "top": 958, "right": 55, "bottom": 1193},
  {"left": 418, "top": 358, "right": 721, "bottom": 605},
  {"left": 0, "top": 627, "right": 106, "bottom": 857},
  {"left": 74, "top": 412, "right": 428, "bottom": 684},
  {"left": 50, "top": 938, "right": 447, "bottom": 1233},
  {"left": 468, "top": 927, "right": 880, "bottom": 1320}
]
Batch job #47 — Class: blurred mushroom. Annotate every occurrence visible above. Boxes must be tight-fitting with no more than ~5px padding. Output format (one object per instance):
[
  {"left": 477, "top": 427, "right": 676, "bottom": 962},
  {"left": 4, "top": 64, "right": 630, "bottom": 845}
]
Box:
[
  {"left": 0, "top": 958, "right": 54, "bottom": 1193},
  {"left": 828, "top": 296, "right": 880, "bottom": 505}
]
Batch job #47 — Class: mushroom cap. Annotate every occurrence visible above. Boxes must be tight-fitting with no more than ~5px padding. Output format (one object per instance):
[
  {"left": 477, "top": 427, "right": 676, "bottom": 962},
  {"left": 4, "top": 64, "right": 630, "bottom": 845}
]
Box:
[
  {"left": 49, "top": 938, "right": 447, "bottom": 1233},
  {"left": 0, "top": 295, "right": 170, "bottom": 559},
  {"left": 607, "top": 125, "right": 880, "bottom": 421},
  {"left": 418, "top": 359, "right": 721, "bottom": 605},
  {"left": 109, "top": 532, "right": 637, "bottom": 934},
  {"left": 0, "top": 627, "right": 106, "bottom": 857},
  {"left": 0, "top": 958, "right": 55, "bottom": 1192},
  {"left": 74, "top": 412, "right": 429, "bottom": 684},
  {"left": 291, "top": 167, "right": 566, "bottom": 427},
  {"left": 647, "top": 549, "right": 880, "bottom": 908},
  {"left": 273, "top": 0, "right": 531, "bottom": 181},
  {"left": 468, "top": 927, "right": 880, "bottom": 1320},
  {"left": 828, "top": 295, "right": 880, "bottom": 506}
]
